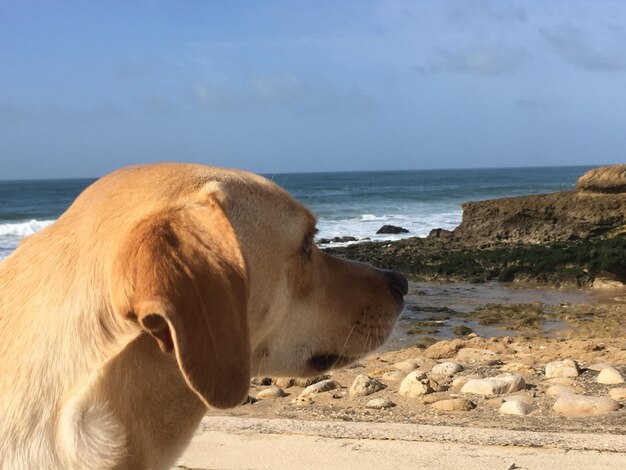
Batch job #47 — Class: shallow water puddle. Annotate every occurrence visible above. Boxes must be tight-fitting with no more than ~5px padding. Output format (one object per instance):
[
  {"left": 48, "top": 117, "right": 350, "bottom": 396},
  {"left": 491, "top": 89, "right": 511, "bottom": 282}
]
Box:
[{"left": 384, "top": 281, "right": 623, "bottom": 350}]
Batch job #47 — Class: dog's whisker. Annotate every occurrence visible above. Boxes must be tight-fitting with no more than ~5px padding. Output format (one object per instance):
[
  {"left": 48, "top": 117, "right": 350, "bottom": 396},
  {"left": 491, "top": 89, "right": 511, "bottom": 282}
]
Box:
[
  {"left": 359, "top": 326, "right": 372, "bottom": 361},
  {"left": 256, "top": 348, "right": 268, "bottom": 378},
  {"left": 333, "top": 323, "right": 357, "bottom": 369}
]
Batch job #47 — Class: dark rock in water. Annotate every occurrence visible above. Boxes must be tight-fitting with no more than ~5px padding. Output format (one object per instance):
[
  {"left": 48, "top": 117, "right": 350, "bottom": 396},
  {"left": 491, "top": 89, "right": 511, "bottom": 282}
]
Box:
[
  {"left": 318, "top": 236, "right": 358, "bottom": 244},
  {"left": 453, "top": 325, "right": 474, "bottom": 336},
  {"left": 333, "top": 236, "right": 358, "bottom": 242},
  {"left": 576, "top": 164, "right": 626, "bottom": 194},
  {"left": 377, "top": 225, "right": 409, "bottom": 234}
]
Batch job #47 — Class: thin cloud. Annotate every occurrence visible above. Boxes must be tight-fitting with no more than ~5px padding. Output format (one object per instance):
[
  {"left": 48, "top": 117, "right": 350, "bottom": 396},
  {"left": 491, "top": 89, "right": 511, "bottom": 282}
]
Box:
[
  {"left": 249, "top": 73, "right": 308, "bottom": 107},
  {"left": 193, "top": 82, "right": 242, "bottom": 111},
  {"left": 541, "top": 23, "right": 626, "bottom": 72},
  {"left": 415, "top": 45, "right": 527, "bottom": 76},
  {"left": 193, "top": 73, "right": 375, "bottom": 116}
]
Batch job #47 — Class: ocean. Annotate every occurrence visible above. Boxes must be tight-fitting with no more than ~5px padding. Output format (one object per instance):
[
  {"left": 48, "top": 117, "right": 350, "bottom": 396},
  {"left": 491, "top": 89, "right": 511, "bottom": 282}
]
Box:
[{"left": 0, "top": 166, "right": 592, "bottom": 260}]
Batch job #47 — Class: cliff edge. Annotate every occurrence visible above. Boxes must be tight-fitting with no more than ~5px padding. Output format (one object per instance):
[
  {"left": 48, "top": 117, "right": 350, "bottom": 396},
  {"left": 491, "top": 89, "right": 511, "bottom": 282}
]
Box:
[{"left": 449, "top": 165, "right": 626, "bottom": 245}]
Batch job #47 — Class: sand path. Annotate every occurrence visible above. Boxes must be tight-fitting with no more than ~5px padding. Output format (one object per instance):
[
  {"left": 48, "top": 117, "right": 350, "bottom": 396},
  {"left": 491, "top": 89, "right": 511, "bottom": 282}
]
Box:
[{"left": 176, "top": 416, "right": 626, "bottom": 469}]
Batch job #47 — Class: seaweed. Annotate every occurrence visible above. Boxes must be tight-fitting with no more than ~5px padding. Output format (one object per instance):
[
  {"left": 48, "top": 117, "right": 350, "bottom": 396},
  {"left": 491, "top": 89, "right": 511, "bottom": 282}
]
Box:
[{"left": 326, "top": 234, "right": 626, "bottom": 285}]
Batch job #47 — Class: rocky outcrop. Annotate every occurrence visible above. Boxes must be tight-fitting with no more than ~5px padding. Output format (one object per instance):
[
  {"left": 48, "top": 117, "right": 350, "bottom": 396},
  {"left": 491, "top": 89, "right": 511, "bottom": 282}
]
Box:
[
  {"left": 576, "top": 164, "right": 626, "bottom": 194},
  {"left": 326, "top": 166, "right": 626, "bottom": 285},
  {"left": 453, "top": 191, "right": 626, "bottom": 244},
  {"left": 451, "top": 165, "right": 626, "bottom": 245}
]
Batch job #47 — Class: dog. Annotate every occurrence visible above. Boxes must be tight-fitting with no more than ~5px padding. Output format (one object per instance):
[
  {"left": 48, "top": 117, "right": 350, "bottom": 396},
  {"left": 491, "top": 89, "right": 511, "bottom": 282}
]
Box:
[{"left": 0, "top": 163, "right": 407, "bottom": 469}]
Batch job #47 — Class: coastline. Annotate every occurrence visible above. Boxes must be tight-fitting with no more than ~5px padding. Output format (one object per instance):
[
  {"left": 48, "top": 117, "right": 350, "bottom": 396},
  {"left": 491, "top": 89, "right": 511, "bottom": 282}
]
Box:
[{"left": 324, "top": 165, "right": 626, "bottom": 287}]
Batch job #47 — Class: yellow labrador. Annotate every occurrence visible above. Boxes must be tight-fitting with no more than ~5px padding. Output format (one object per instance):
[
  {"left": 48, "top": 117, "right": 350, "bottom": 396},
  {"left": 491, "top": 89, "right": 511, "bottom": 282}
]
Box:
[{"left": 0, "top": 163, "right": 407, "bottom": 469}]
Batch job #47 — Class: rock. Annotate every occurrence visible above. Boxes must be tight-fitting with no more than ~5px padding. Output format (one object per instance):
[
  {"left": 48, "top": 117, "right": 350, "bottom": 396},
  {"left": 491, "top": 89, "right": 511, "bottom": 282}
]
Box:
[
  {"left": 588, "top": 362, "right": 613, "bottom": 372},
  {"left": 426, "top": 228, "right": 454, "bottom": 239},
  {"left": 427, "top": 377, "right": 446, "bottom": 392},
  {"left": 420, "top": 392, "right": 448, "bottom": 405},
  {"left": 432, "top": 398, "right": 476, "bottom": 412},
  {"left": 545, "top": 359, "right": 580, "bottom": 378},
  {"left": 456, "top": 348, "right": 497, "bottom": 364},
  {"left": 251, "top": 377, "right": 272, "bottom": 386},
  {"left": 242, "top": 396, "right": 258, "bottom": 405},
  {"left": 274, "top": 377, "right": 296, "bottom": 389},
  {"left": 365, "top": 398, "right": 396, "bottom": 409},
  {"left": 461, "top": 374, "right": 526, "bottom": 396},
  {"left": 319, "top": 236, "right": 358, "bottom": 244},
  {"left": 274, "top": 375, "right": 329, "bottom": 389},
  {"left": 592, "top": 274, "right": 625, "bottom": 289},
  {"left": 431, "top": 361, "right": 464, "bottom": 376},
  {"left": 500, "top": 398, "right": 536, "bottom": 416},
  {"left": 608, "top": 388, "right": 626, "bottom": 401},
  {"left": 454, "top": 188, "right": 626, "bottom": 244},
  {"left": 349, "top": 374, "right": 386, "bottom": 397},
  {"left": 424, "top": 339, "right": 464, "bottom": 359},
  {"left": 393, "top": 358, "right": 423, "bottom": 371},
  {"left": 291, "top": 395, "right": 314, "bottom": 407},
  {"left": 294, "top": 375, "right": 331, "bottom": 387},
  {"left": 483, "top": 397, "right": 506, "bottom": 409},
  {"left": 451, "top": 374, "right": 482, "bottom": 390},
  {"left": 541, "top": 377, "right": 577, "bottom": 387},
  {"left": 398, "top": 371, "right": 433, "bottom": 397},
  {"left": 597, "top": 367, "right": 625, "bottom": 385},
  {"left": 382, "top": 370, "right": 407, "bottom": 381},
  {"left": 506, "top": 393, "right": 534, "bottom": 404},
  {"left": 546, "top": 384, "right": 582, "bottom": 398},
  {"left": 256, "top": 386, "right": 287, "bottom": 399},
  {"left": 576, "top": 164, "right": 626, "bottom": 194},
  {"left": 452, "top": 325, "right": 473, "bottom": 336},
  {"left": 553, "top": 395, "right": 621, "bottom": 417},
  {"left": 376, "top": 224, "right": 409, "bottom": 234},
  {"left": 299, "top": 379, "right": 341, "bottom": 397}
]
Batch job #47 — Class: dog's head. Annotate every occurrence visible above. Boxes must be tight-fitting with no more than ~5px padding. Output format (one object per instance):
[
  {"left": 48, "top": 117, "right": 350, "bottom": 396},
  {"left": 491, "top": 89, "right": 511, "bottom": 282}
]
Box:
[{"left": 99, "top": 164, "right": 406, "bottom": 409}]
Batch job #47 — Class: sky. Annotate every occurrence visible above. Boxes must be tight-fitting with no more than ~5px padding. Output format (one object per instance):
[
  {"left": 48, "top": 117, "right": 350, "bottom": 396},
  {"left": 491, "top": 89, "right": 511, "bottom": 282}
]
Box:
[{"left": 1, "top": 0, "right": 626, "bottom": 179}]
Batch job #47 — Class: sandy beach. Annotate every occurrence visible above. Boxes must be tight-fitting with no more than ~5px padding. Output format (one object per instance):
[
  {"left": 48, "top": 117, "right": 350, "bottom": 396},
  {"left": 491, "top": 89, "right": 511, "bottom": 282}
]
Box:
[
  {"left": 176, "top": 281, "right": 625, "bottom": 468},
  {"left": 176, "top": 417, "right": 626, "bottom": 470}
]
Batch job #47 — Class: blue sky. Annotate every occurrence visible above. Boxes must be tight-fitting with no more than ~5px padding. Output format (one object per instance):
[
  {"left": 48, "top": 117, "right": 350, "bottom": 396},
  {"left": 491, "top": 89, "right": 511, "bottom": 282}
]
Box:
[{"left": 1, "top": 0, "right": 626, "bottom": 179}]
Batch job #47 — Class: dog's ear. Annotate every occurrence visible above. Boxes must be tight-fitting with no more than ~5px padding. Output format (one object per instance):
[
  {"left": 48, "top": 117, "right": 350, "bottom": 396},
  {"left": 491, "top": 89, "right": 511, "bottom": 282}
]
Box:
[{"left": 125, "top": 198, "right": 250, "bottom": 409}]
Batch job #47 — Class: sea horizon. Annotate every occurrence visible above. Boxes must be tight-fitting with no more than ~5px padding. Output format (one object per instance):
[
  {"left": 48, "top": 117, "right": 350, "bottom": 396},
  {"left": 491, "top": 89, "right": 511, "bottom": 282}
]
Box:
[
  {"left": 0, "top": 164, "right": 598, "bottom": 260},
  {"left": 0, "top": 163, "right": 603, "bottom": 182}
]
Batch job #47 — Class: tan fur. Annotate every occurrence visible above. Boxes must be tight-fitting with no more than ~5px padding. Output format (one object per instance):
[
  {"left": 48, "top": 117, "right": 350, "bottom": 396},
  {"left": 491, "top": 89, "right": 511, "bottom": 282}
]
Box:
[{"left": 0, "top": 163, "right": 405, "bottom": 469}]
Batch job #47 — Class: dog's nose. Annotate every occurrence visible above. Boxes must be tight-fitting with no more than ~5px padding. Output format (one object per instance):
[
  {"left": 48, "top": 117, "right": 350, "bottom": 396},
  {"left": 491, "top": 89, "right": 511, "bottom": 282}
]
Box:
[{"left": 384, "top": 270, "right": 409, "bottom": 297}]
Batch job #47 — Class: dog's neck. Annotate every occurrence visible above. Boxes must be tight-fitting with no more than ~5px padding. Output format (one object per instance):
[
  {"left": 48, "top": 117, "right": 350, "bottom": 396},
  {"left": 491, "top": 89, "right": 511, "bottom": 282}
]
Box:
[{"left": 0, "top": 243, "right": 141, "bottom": 467}]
